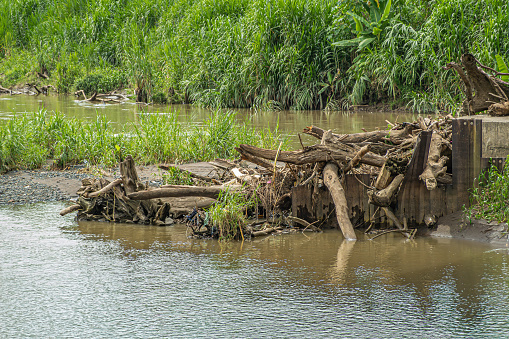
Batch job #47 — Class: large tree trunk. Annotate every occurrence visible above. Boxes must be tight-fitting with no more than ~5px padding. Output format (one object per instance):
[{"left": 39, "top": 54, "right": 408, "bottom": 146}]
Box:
[
  {"left": 236, "top": 144, "right": 385, "bottom": 167},
  {"left": 323, "top": 163, "right": 357, "bottom": 240}
]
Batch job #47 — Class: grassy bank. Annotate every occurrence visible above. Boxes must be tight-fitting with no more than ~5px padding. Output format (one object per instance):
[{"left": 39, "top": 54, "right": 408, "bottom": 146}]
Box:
[
  {"left": 0, "top": 109, "right": 287, "bottom": 172},
  {"left": 468, "top": 159, "right": 509, "bottom": 224},
  {"left": 0, "top": 0, "right": 507, "bottom": 111}
]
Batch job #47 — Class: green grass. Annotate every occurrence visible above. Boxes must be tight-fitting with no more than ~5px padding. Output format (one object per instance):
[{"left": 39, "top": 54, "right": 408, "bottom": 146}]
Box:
[
  {"left": 207, "top": 187, "right": 258, "bottom": 241},
  {"left": 0, "top": 109, "right": 288, "bottom": 172},
  {"left": 468, "top": 158, "right": 509, "bottom": 224},
  {"left": 0, "top": 0, "right": 507, "bottom": 110}
]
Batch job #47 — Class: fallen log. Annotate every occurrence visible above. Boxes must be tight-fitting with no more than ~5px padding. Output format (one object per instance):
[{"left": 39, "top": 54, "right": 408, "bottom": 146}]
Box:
[
  {"left": 323, "top": 163, "right": 357, "bottom": 240},
  {"left": 236, "top": 144, "right": 385, "bottom": 167},
  {"left": 419, "top": 132, "right": 450, "bottom": 190},
  {"left": 86, "top": 178, "right": 123, "bottom": 198},
  {"left": 343, "top": 144, "right": 370, "bottom": 173},
  {"left": 60, "top": 204, "right": 81, "bottom": 216},
  {"left": 235, "top": 149, "right": 276, "bottom": 172},
  {"left": 128, "top": 185, "right": 243, "bottom": 200},
  {"left": 303, "top": 124, "right": 416, "bottom": 145},
  {"left": 251, "top": 226, "right": 284, "bottom": 237},
  {"left": 368, "top": 174, "right": 404, "bottom": 207}
]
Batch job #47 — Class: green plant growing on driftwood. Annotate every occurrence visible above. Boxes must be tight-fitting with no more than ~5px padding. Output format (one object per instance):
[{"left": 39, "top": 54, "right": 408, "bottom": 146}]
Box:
[
  {"left": 162, "top": 167, "right": 194, "bottom": 186},
  {"left": 207, "top": 187, "right": 258, "bottom": 241}
]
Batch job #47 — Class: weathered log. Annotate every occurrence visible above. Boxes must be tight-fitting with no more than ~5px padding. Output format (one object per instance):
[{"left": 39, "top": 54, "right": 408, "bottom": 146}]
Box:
[
  {"left": 445, "top": 54, "right": 509, "bottom": 115},
  {"left": 343, "top": 144, "right": 370, "bottom": 173},
  {"left": 286, "top": 215, "right": 319, "bottom": 232},
  {"left": 374, "top": 162, "right": 392, "bottom": 190},
  {"left": 381, "top": 206, "right": 404, "bottom": 230},
  {"left": 236, "top": 149, "right": 277, "bottom": 172},
  {"left": 120, "top": 155, "right": 143, "bottom": 194},
  {"left": 86, "top": 178, "right": 123, "bottom": 198},
  {"left": 488, "top": 101, "right": 509, "bottom": 116},
  {"left": 368, "top": 174, "right": 404, "bottom": 207},
  {"left": 128, "top": 185, "right": 243, "bottom": 200},
  {"left": 60, "top": 204, "right": 81, "bottom": 216},
  {"left": 419, "top": 132, "right": 450, "bottom": 190},
  {"left": 303, "top": 124, "right": 416, "bottom": 145},
  {"left": 323, "top": 163, "right": 357, "bottom": 240},
  {"left": 231, "top": 168, "right": 260, "bottom": 183},
  {"left": 236, "top": 144, "right": 385, "bottom": 167},
  {"left": 251, "top": 226, "right": 284, "bottom": 237}
]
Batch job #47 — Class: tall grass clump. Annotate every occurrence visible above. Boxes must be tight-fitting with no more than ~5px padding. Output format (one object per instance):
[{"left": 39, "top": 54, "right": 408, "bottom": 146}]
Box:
[
  {"left": 207, "top": 187, "right": 258, "bottom": 241},
  {"left": 468, "top": 159, "right": 509, "bottom": 224},
  {"left": 0, "top": 109, "right": 287, "bottom": 172}
]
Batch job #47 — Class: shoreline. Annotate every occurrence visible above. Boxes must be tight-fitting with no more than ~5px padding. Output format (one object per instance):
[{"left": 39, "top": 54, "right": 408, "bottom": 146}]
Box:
[{"left": 1, "top": 166, "right": 507, "bottom": 245}]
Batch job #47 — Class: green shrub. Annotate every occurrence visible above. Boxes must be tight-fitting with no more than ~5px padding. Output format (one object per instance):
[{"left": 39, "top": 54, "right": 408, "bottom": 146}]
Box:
[{"left": 73, "top": 69, "right": 127, "bottom": 95}]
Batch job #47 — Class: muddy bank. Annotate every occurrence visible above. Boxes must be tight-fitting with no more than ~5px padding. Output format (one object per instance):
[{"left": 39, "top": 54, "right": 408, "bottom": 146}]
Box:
[
  {"left": 430, "top": 211, "right": 509, "bottom": 245},
  {"left": 0, "top": 167, "right": 93, "bottom": 205}
]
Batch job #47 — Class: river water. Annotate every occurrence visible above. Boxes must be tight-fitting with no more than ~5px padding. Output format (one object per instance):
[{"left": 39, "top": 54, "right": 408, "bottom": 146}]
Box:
[{"left": 1, "top": 95, "right": 509, "bottom": 337}]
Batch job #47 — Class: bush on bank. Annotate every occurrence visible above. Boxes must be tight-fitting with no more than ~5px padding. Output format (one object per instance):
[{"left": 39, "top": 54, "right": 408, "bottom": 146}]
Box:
[{"left": 0, "top": 0, "right": 507, "bottom": 111}]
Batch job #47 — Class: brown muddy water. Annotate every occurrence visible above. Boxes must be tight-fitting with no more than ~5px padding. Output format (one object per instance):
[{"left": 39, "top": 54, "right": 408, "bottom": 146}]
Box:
[
  {"left": 0, "top": 94, "right": 419, "bottom": 148},
  {"left": 1, "top": 96, "right": 509, "bottom": 337},
  {"left": 2, "top": 202, "right": 509, "bottom": 338}
]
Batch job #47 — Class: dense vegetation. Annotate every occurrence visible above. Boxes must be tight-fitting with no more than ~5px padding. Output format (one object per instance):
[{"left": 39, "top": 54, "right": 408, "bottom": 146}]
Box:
[
  {"left": 0, "top": 0, "right": 507, "bottom": 111},
  {"left": 0, "top": 109, "right": 286, "bottom": 172},
  {"left": 468, "top": 159, "right": 509, "bottom": 224}
]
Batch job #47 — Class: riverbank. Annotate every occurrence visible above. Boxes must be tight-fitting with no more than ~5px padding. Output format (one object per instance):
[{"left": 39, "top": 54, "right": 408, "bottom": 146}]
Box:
[{"left": 1, "top": 0, "right": 507, "bottom": 112}]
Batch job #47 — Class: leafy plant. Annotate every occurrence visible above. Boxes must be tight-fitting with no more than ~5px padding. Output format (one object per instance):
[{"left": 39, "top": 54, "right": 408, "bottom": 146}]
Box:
[
  {"left": 162, "top": 167, "right": 194, "bottom": 185},
  {"left": 468, "top": 158, "right": 509, "bottom": 223},
  {"left": 495, "top": 54, "right": 509, "bottom": 82},
  {"left": 333, "top": 0, "right": 393, "bottom": 51},
  {"left": 207, "top": 187, "right": 258, "bottom": 241}
]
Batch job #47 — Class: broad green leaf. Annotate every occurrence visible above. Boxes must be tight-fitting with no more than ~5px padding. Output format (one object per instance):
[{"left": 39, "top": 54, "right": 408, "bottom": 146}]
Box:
[
  {"left": 371, "top": 5, "right": 381, "bottom": 23},
  {"left": 352, "top": 16, "right": 363, "bottom": 33},
  {"left": 332, "top": 37, "right": 364, "bottom": 47},
  {"left": 327, "top": 72, "right": 333, "bottom": 84},
  {"left": 495, "top": 54, "right": 509, "bottom": 82},
  {"left": 318, "top": 86, "right": 329, "bottom": 95},
  {"left": 347, "top": 11, "right": 370, "bottom": 29},
  {"left": 358, "top": 37, "right": 375, "bottom": 50},
  {"left": 381, "top": 0, "right": 392, "bottom": 21},
  {"left": 373, "top": 27, "right": 382, "bottom": 36}
]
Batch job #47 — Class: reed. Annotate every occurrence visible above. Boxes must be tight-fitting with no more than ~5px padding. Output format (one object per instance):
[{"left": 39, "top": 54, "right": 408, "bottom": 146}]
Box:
[
  {"left": 0, "top": 109, "right": 287, "bottom": 172},
  {"left": 207, "top": 187, "right": 258, "bottom": 241}
]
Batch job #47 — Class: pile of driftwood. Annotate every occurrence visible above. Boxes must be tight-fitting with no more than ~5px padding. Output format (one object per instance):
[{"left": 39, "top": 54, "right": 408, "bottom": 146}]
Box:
[
  {"left": 61, "top": 113, "right": 454, "bottom": 241},
  {"left": 236, "top": 115, "right": 453, "bottom": 240}
]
